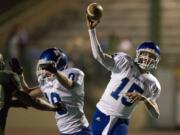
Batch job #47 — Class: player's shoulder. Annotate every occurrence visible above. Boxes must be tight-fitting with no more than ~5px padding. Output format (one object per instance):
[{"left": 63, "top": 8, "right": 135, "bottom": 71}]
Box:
[
  {"left": 143, "top": 72, "right": 161, "bottom": 90},
  {"left": 64, "top": 67, "right": 84, "bottom": 76},
  {"left": 112, "top": 52, "right": 133, "bottom": 62}
]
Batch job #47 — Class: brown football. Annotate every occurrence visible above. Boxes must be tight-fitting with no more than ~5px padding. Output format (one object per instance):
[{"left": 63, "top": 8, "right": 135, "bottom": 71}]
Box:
[{"left": 87, "top": 3, "right": 103, "bottom": 20}]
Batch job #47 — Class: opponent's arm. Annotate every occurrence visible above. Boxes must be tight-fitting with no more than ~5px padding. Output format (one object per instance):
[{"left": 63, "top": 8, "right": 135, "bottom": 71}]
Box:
[
  {"left": 18, "top": 74, "right": 43, "bottom": 97},
  {"left": 9, "top": 58, "right": 41, "bottom": 95},
  {"left": 14, "top": 70, "right": 42, "bottom": 97},
  {"left": 9, "top": 66, "right": 65, "bottom": 111},
  {"left": 10, "top": 98, "right": 28, "bottom": 109},
  {"left": 9, "top": 58, "right": 30, "bottom": 93},
  {"left": 86, "top": 14, "right": 115, "bottom": 71},
  {"left": 19, "top": 74, "right": 40, "bottom": 93},
  {"left": 13, "top": 90, "right": 64, "bottom": 111}
]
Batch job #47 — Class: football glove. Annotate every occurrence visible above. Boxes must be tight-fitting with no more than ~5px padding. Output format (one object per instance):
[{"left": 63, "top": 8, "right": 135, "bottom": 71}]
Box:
[
  {"left": 9, "top": 58, "right": 23, "bottom": 75},
  {"left": 54, "top": 101, "right": 67, "bottom": 112},
  {"left": 41, "top": 63, "right": 57, "bottom": 74}
]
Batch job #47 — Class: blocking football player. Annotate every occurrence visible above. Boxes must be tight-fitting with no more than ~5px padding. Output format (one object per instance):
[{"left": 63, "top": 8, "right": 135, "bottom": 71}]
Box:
[
  {"left": 0, "top": 53, "right": 65, "bottom": 135},
  {"left": 86, "top": 12, "right": 161, "bottom": 135},
  {"left": 10, "top": 48, "right": 92, "bottom": 135}
]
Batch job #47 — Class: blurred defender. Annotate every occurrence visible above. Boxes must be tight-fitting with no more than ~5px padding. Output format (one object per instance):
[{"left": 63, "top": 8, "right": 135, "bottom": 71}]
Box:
[
  {"left": 0, "top": 53, "right": 64, "bottom": 135},
  {"left": 86, "top": 11, "right": 161, "bottom": 135},
  {"left": 11, "top": 48, "right": 92, "bottom": 135}
]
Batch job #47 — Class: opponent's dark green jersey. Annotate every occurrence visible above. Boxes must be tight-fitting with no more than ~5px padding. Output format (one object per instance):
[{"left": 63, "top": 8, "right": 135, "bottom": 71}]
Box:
[{"left": 0, "top": 70, "right": 21, "bottom": 134}]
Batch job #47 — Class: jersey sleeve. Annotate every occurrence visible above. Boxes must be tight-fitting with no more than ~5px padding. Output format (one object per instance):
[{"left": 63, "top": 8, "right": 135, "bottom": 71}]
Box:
[
  {"left": 68, "top": 69, "right": 84, "bottom": 86},
  {"left": 148, "top": 83, "right": 161, "bottom": 101},
  {"left": 88, "top": 29, "right": 115, "bottom": 71},
  {"left": 112, "top": 52, "right": 132, "bottom": 73}
]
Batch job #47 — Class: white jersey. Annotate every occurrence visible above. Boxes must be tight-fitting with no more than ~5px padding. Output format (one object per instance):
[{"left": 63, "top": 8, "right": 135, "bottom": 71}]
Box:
[
  {"left": 96, "top": 53, "right": 161, "bottom": 119},
  {"left": 88, "top": 29, "right": 161, "bottom": 119},
  {"left": 38, "top": 68, "right": 89, "bottom": 134}
]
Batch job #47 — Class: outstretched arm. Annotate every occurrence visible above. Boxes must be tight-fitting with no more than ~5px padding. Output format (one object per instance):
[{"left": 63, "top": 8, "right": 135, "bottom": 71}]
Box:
[
  {"left": 11, "top": 98, "right": 28, "bottom": 109},
  {"left": 9, "top": 58, "right": 42, "bottom": 96},
  {"left": 86, "top": 14, "right": 115, "bottom": 71},
  {"left": 13, "top": 90, "right": 63, "bottom": 111},
  {"left": 19, "top": 74, "right": 40, "bottom": 94}
]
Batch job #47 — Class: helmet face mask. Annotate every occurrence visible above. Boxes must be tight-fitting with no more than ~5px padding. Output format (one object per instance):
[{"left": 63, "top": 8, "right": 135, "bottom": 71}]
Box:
[
  {"left": 135, "top": 42, "right": 160, "bottom": 71},
  {"left": 136, "top": 51, "right": 159, "bottom": 71}
]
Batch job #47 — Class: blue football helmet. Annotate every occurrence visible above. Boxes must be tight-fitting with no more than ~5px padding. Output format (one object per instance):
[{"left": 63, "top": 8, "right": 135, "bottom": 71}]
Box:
[
  {"left": 36, "top": 48, "right": 68, "bottom": 78},
  {"left": 135, "top": 41, "right": 160, "bottom": 71}
]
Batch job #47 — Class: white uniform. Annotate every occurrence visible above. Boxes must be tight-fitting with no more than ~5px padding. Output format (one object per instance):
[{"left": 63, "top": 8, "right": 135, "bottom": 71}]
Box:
[
  {"left": 38, "top": 68, "right": 89, "bottom": 134},
  {"left": 89, "top": 29, "right": 161, "bottom": 119},
  {"left": 96, "top": 52, "right": 161, "bottom": 119}
]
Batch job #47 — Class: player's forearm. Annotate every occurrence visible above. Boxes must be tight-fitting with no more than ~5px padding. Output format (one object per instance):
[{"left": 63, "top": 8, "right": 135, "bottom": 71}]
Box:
[
  {"left": 33, "top": 98, "right": 57, "bottom": 111},
  {"left": 19, "top": 74, "right": 31, "bottom": 93},
  {"left": 55, "top": 71, "right": 73, "bottom": 89},
  {"left": 10, "top": 99, "right": 27, "bottom": 108},
  {"left": 13, "top": 90, "right": 56, "bottom": 111},
  {"left": 88, "top": 29, "right": 114, "bottom": 70},
  {"left": 29, "top": 89, "right": 43, "bottom": 97},
  {"left": 88, "top": 29, "right": 104, "bottom": 60},
  {"left": 19, "top": 74, "right": 39, "bottom": 94},
  {"left": 144, "top": 98, "right": 160, "bottom": 119}
]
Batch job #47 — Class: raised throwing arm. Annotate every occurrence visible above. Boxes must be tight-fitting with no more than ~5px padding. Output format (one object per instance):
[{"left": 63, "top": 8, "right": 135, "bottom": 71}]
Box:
[{"left": 86, "top": 14, "right": 115, "bottom": 71}]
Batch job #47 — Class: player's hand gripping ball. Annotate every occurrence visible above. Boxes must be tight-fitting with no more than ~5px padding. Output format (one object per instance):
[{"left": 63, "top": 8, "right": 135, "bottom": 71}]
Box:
[{"left": 87, "top": 3, "right": 103, "bottom": 21}]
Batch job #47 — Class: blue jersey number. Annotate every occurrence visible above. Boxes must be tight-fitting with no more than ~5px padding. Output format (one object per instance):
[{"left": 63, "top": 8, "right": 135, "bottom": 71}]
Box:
[
  {"left": 68, "top": 73, "right": 75, "bottom": 81},
  {"left": 111, "top": 77, "right": 144, "bottom": 106},
  {"left": 44, "top": 92, "right": 67, "bottom": 115}
]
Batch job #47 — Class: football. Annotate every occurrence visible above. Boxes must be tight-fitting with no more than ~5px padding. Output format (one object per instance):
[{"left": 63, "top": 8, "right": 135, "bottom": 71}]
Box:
[{"left": 87, "top": 3, "right": 103, "bottom": 20}]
